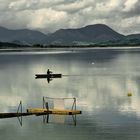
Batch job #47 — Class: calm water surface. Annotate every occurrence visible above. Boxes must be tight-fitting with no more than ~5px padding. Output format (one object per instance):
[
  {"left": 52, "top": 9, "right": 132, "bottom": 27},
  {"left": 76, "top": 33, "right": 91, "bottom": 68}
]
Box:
[{"left": 0, "top": 48, "right": 140, "bottom": 140}]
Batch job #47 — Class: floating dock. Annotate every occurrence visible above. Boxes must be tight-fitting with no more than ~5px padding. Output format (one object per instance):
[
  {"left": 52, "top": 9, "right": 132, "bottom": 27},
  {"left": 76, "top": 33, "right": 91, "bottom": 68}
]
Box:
[
  {"left": 0, "top": 97, "right": 82, "bottom": 125},
  {"left": 27, "top": 108, "right": 82, "bottom": 115},
  {"left": 0, "top": 113, "right": 33, "bottom": 119}
]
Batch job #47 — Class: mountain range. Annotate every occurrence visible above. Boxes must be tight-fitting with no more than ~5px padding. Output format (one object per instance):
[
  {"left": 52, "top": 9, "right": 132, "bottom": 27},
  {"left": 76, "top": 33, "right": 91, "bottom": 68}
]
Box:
[
  {"left": 0, "top": 24, "right": 140, "bottom": 46},
  {"left": 0, "top": 26, "right": 46, "bottom": 45}
]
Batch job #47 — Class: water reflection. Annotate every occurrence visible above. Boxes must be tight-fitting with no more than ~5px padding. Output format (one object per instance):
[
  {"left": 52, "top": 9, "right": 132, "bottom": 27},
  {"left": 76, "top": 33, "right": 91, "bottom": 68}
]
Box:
[{"left": 0, "top": 48, "right": 140, "bottom": 140}]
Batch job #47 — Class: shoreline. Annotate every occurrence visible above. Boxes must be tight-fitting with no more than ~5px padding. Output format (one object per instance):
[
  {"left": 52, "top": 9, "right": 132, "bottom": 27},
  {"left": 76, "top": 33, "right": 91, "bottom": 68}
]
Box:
[{"left": 0, "top": 46, "right": 140, "bottom": 52}]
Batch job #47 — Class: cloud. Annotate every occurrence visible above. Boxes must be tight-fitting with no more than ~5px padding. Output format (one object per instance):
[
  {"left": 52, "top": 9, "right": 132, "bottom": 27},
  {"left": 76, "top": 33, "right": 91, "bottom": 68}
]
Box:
[
  {"left": 54, "top": 0, "right": 94, "bottom": 13},
  {"left": 122, "top": 0, "right": 140, "bottom": 18},
  {"left": 123, "top": 0, "right": 138, "bottom": 12},
  {"left": 27, "top": 8, "right": 68, "bottom": 32},
  {"left": 118, "top": 16, "right": 140, "bottom": 34},
  {"left": 95, "top": 0, "right": 122, "bottom": 12},
  {"left": 0, "top": 0, "right": 139, "bottom": 34}
]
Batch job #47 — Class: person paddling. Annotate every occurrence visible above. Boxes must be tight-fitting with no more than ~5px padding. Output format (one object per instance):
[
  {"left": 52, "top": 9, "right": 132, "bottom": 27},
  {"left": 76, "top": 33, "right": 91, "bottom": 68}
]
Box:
[{"left": 47, "top": 69, "right": 52, "bottom": 75}]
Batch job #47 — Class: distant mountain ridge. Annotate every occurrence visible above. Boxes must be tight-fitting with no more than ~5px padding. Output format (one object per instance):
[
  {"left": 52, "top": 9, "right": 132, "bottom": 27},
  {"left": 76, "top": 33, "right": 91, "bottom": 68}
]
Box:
[
  {"left": 0, "top": 24, "right": 140, "bottom": 46},
  {"left": 0, "top": 26, "right": 47, "bottom": 45},
  {"left": 47, "top": 24, "right": 125, "bottom": 45},
  {"left": 127, "top": 34, "right": 140, "bottom": 39}
]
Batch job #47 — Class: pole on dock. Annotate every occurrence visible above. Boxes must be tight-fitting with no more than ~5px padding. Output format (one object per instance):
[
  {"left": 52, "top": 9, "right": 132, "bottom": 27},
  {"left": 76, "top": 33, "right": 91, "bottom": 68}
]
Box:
[
  {"left": 17, "top": 101, "right": 23, "bottom": 126},
  {"left": 43, "top": 97, "right": 49, "bottom": 124},
  {"left": 71, "top": 98, "right": 77, "bottom": 125}
]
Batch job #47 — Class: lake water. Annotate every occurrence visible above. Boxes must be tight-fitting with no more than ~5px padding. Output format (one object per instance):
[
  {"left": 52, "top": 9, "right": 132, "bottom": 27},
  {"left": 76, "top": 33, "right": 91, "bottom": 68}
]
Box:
[{"left": 0, "top": 47, "right": 140, "bottom": 140}]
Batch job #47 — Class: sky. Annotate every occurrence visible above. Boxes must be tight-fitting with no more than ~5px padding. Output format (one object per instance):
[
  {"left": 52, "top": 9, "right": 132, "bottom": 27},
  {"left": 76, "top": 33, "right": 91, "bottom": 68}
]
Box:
[{"left": 0, "top": 0, "right": 140, "bottom": 34}]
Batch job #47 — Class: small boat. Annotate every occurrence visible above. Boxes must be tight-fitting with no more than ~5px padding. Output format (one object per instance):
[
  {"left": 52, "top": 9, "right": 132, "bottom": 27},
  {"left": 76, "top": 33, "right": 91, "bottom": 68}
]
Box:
[
  {"left": 35, "top": 69, "right": 62, "bottom": 83},
  {"left": 35, "top": 73, "right": 62, "bottom": 79}
]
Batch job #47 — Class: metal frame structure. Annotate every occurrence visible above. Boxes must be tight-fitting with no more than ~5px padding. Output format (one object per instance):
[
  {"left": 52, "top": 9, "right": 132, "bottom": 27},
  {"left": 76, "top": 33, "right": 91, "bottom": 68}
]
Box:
[
  {"left": 42, "top": 96, "right": 77, "bottom": 125},
  {"left": 17, "top": 101, "right": 23, "bottom": 126}
]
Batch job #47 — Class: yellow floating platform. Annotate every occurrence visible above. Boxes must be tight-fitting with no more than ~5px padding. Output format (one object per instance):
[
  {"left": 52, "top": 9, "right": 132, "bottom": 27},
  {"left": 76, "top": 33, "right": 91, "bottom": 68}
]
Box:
[
  {"left": 27, "top": 108, "right": 82, "bottom": 115},
  {"left": 127, "top": 92, "right": 132, "bottom": 97}
]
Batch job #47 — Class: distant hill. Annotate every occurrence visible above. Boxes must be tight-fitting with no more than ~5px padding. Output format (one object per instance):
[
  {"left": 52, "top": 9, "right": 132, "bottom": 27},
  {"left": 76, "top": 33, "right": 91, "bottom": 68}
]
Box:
[
  {"left": 46, "top": 24, "right": 125, "bottom": 45},
  {"left": 127, "top": 34, "right": 140, "bottom": 39},
  {"left": 0, "top": 27, "right": 47, "bottom": 45},
  {"left": 0, "top": 24, "right": 140, "bottom": 46},
  {"left": 0, "top": 41, "right": 29, "bottom": 48}
]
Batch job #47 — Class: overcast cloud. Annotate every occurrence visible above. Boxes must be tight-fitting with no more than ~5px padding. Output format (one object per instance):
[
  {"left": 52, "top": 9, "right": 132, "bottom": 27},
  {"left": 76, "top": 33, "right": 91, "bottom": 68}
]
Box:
[{"left": 0, "top": 0, "right": 140, "bottom": 34}]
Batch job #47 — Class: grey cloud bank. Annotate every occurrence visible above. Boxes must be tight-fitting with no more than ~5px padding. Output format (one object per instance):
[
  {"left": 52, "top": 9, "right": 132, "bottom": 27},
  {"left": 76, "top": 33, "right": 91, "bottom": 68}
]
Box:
[{"left": 0, "top": 0, "right": 140, "bottom": 34}]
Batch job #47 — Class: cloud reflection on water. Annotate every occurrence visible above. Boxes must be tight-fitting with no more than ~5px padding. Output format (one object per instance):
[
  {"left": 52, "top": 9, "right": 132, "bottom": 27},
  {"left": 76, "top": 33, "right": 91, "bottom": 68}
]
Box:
[{"left": 0, "top": 49, "right": 140, "bottom": 119}]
